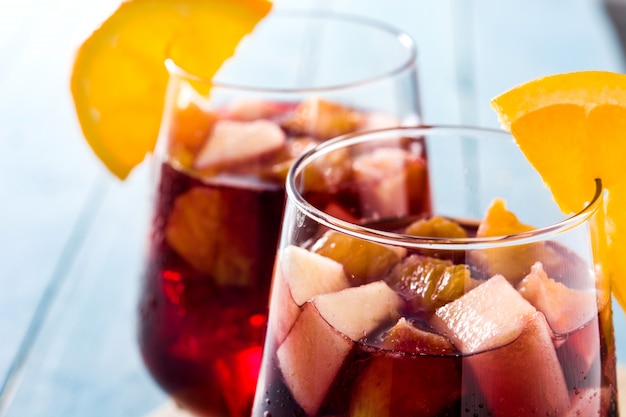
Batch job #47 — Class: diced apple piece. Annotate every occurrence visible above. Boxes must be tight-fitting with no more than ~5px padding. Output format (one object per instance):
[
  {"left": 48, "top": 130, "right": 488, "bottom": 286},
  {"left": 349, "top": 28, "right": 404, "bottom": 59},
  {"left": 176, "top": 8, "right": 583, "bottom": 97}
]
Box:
[
  {"left": 353, "top": 147, "right": 410, "bottom": 219},
  {"left": 221, "top": 97, "right": 287, "bottom": 121},
  {"left": 194, "top": 119, "right": 286, "bottom": 169},
  {"left": 312, "top": 281, "right": 403, "bottom": 341},
  {"left": 348, "top": 349, "right": 461, "bottom": 417},
  {"left": 283, "top": 97, "right": 362, "bottom": 140},
  {"left": 518, "top": 262, "right": 598, "bottom": 335},
  {"left": 311, "top": 230, "right": 406, "bottom": 285},
  {"left": 432, "top": 275, "right": 569, "bottom": 417},
  {"left": 358, "top": 112, "right": 401, "bottom": 131},
  {"left": 380, "top": 317, "right": 456, "bottom": 355},
  {"left": 432, "top": 274, "right": 536, "bottom": 353},
  {"left": 281, "top": 245, "right": 350, "bottom": 306},
  {"left": 277, "top": 301, "right": 354, "bottom": 416},
  {"left": 557, "top": 319, "right": 601, "bottom": 391},
  {"left": 268, "top": 260, "right": 301, "bottom": 345}
]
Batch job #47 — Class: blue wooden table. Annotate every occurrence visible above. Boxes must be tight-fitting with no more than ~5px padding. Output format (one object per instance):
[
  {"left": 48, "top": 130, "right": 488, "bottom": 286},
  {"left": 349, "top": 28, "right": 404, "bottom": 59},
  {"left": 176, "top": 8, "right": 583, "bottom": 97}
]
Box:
[{"left": 0, "top": 0, "right": 625, "bottom": 416}]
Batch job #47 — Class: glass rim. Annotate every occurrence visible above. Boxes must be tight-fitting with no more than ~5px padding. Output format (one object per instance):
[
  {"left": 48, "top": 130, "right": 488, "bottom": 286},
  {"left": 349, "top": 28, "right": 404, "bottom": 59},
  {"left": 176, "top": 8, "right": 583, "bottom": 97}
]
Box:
[
  {"left": 164, "top": 9, "right": 418, "bottom": 94},
  {"left": 286, "top": 125, "right": 603, "bottom": 250}
]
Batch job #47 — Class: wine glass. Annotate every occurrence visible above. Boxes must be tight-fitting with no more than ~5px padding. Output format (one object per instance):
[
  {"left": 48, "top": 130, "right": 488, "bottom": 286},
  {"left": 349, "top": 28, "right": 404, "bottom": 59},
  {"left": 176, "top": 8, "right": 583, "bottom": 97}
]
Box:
[
  {"left": 137, "top": 10, "right": 420, "bottom": 417},
  {"left": 253, "top": 125, "right": 617, "bottom": 417}
]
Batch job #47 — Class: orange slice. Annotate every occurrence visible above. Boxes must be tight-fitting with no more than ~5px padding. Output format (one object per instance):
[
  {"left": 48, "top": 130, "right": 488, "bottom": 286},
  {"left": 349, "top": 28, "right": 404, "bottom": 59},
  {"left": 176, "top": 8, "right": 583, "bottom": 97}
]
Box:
[
  {"left": 490, "top": 70, "right": 626, "bottom": 310},
  {"left": 71, "top": 0, "right": 272, "bottom": 179}
]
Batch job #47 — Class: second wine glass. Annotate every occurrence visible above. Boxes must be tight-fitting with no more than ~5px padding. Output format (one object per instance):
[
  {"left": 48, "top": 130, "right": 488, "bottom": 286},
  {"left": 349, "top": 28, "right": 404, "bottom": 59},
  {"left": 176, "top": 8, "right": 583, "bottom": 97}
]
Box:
[{"left": 137, "top": 10, "right": 420, "bottom": 417}]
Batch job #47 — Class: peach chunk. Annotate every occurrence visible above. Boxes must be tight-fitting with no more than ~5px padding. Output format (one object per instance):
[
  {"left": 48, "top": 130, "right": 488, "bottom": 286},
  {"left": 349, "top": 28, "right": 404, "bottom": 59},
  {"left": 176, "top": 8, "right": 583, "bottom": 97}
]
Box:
[
  {"left": 432, "top": 275, "right": 570, "bottom": 417},
  {"left": 277, "top": 301, "right": 353, "bottom": 416},
  {"left": 194, "top": 119, "right": 285, "bottom": 169},
  {"left": 281, "top": 245, "right": 350, "bottom": 306}
]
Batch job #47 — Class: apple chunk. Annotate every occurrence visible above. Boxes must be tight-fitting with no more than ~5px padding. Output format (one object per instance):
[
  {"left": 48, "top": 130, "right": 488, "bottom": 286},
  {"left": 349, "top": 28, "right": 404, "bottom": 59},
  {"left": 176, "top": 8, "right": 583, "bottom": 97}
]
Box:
[
  {"left": 432, "top": 275, "right": 570, "bottom": 417},
  {"left": 312, "top": 281, "right": 403, "bottom": 341},
  {"left": 277, "top": 301, "right": 354, "bottom": 416},
  {"left": 281, "top": 245, "right": 350, "bottom": 306},
  {"left": 518, "top": 262, "right": 597, "bottom": 335},
  {"left": 432, "top": 275, "right": 537, "bottom": 353},
  {"left": 353, "top": 147, "right": 410, "bottom": 219},
  {"left": 267, "top": 260, "right": 301, "bottom": 345},
  {"left": 194, "top": 119, "right": 285, "bottom": 169}
]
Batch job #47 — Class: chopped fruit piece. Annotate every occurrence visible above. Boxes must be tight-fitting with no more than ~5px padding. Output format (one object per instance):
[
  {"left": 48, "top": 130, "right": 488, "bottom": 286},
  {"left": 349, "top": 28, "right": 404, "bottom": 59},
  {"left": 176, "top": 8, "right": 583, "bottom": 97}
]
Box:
[
  {"left": 476, "top": 197, "right": 534, "bottom": 236},
  {"left": 358, "top": 112, "right": 401, "bottom": 131},
  {"left": 490, "top": 71, "right": 626, "bottom": 312},
  {"left": 432, "top": 275, "right": 536, "bottom": 353},
  {"left": 260, "top": 136, "right": 318, "bottom": 183},
  {"left": 472, "top": 313, "right": 570, "bottom": 417},
  {"left": 311, "top": 230, "right": 406, "bottom": 285},
  {"left": 353, "top": 147, "right": 410, "bottom": 219},
  {"left": 280, "top": 245, "right": 350, "bottom": 306},
  {"left": 470, "top": 198, "right": 542, "bottom": 283},
  {"left": 167, "top": 92, "right": 218, "bottom": 168},
  {"left": 284, "top": 97, "right": 362, "bottom": 140},
  {"left": 164, "top": 187, "right": 253, "bottom": 285},
  {"left": 348, "top": 351, "right": 461, "bottom": 417},
  {"left": 268, "top": 260, "right": 300, "bottom": 345},
  {"left": 557, "top": 319, "right": 601, "bottom": 392},
  {"left": 312, "top": 281, "right": 403, "bottom": 341},
  {"left": 277, "top": 301, "right": 354, "bottom": 416},
  {"left": 194, "top": 120, "right": 286, "bottom": 169},
  {"left": 301, "top": 147, "right": 353, "bottom": 192},
  {"left": 388, "top": 255, "right": 477, "bottom": 313},
  {"left": 405, "top": 216, "right": 468, "bottom": 238},
  {"left": 379, "top": 317, "right": 456, "bottom": 355},
  {"left": 432, "top": 275, "right": 570, "bottom": 416},
  {"left": 221, "top": 98, "right": 287, "bottom": 121},
  {"left": 518, "top": 262, "right": 597, "bottom": 334},
  {"left": 71, "top": 0, "right": 272, "bottom": 179}
]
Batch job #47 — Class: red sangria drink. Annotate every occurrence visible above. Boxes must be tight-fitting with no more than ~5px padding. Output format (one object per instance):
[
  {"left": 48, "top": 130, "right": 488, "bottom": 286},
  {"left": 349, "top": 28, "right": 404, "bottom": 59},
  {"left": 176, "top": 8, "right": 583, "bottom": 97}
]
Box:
[
  {"left": 137, "top": 12, "right": 420, "bottom": 417},
  {"left": 252, "top": 126, "right": 618, "bottom": 417}
]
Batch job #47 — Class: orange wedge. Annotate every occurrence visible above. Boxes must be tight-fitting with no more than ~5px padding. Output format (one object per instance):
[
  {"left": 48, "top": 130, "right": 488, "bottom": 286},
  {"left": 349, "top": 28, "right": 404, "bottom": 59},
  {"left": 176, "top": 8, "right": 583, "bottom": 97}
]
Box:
[
  {"left": 490, "top": 70, "right": 626, "bottom": 310},
  {"left": 71, "top": 0, "right": 272, "bottom": 179}
]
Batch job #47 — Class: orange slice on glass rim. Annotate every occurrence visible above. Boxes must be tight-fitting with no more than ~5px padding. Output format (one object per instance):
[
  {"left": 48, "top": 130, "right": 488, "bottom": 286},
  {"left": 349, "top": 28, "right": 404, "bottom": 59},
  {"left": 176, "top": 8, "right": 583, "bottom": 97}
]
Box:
[
  {"left": 70, "top": 0, "right": 272, "bottom": 179},
  {"left": 490, "top": 70, "right": 626, "bottom": 311}
]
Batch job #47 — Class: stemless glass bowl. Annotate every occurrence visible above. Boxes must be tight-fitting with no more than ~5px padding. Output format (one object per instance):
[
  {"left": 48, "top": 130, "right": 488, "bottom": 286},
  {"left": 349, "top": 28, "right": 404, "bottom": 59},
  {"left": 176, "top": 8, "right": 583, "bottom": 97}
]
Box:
[
  {"left": 137, "top": 11, "right": 420, "bottom": 417},
  {"left": 252, "top": 126, "right": 618, "bottom": 417}
]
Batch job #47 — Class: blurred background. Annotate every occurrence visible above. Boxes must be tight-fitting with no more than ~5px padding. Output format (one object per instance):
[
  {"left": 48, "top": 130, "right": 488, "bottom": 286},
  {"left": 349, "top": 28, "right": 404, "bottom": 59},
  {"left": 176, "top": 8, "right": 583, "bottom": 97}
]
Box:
[{"left": 1, "top": 0, "right": 625, "bottom": 416}]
